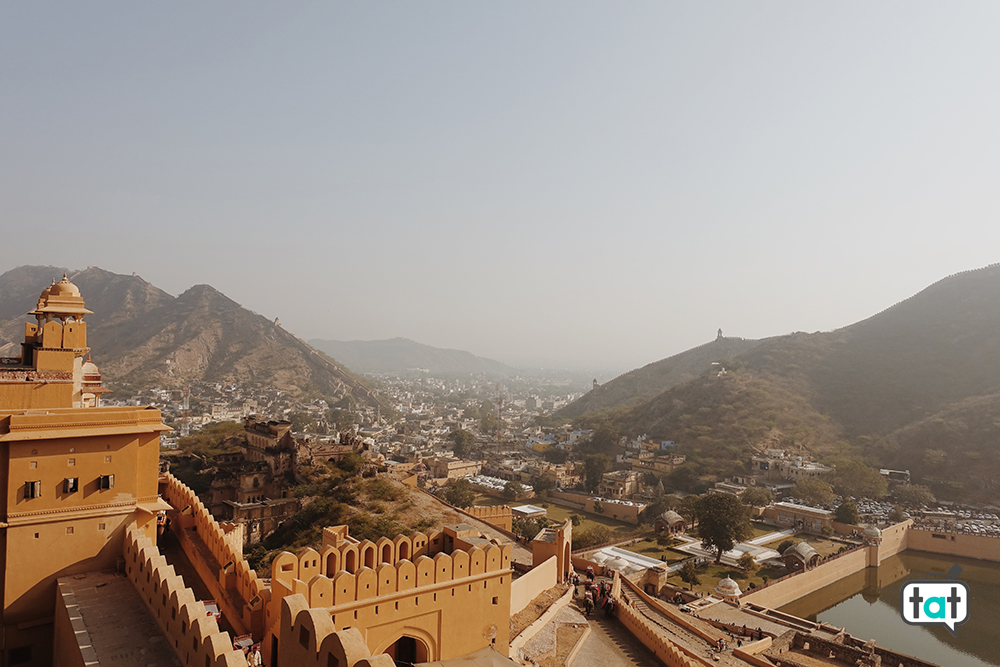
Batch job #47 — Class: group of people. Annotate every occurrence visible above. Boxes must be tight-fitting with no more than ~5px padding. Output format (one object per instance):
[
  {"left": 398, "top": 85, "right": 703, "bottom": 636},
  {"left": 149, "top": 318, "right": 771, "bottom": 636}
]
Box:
[{"left": 570, "top": 571, "right": 617, "bottom": 617}]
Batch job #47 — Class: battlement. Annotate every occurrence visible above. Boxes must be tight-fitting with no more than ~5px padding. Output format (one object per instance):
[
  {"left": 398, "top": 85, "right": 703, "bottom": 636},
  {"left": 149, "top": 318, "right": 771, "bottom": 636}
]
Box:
[
  {"left": 465, "top": 505, "right": 513, "bottom": 532},
  {"left": 162, "top": 473, "right": 267, "bottom": 621},
  {"left": 123, "top": 526, "right": 249, "bottom": 667}
]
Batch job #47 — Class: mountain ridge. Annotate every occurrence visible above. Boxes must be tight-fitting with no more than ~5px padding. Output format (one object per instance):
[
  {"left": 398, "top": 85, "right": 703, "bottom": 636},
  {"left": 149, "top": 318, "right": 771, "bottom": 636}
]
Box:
[
  {"left": 308, "top": 336, "right": 514, "bottom": 376},
  {"left": 0, "top": 265, "right": 379, "bottom": 405}
]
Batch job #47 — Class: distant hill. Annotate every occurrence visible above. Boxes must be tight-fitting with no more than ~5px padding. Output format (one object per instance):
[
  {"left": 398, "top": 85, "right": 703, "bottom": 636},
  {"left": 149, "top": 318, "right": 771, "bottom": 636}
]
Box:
[
  {"left": 308, "top": 337, "right": 514, "bottom": 376},
  {"left": 555, "top": 334, "right": 765, "bottom": 418},
  {"left": 567, "top": 262, "right": 1000, "bottom": 502},
  {"left": 0, "top": 266, "right": 379, "bottom": 405}
]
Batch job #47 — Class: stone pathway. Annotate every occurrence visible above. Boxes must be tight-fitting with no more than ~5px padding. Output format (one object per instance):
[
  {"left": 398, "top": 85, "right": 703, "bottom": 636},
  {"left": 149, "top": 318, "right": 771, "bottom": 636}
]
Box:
[
  {"left": 60, "top": 570, "right": 182, "bottom": 667},
  {"left": 747, "top": 527, "right": 796, "bottom": 546},
  {"left": 571, "top": 613, "right": 658, "bottom": 667}
]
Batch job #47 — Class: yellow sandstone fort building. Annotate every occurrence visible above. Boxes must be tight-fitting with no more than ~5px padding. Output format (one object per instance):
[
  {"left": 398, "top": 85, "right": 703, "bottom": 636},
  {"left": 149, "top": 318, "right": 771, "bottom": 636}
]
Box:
[
  {"left": 0, "top": 277, "right": 169, "bottom": 665},
  {"left": 0, "top": 278, "right": 570, "bottom": 667}
]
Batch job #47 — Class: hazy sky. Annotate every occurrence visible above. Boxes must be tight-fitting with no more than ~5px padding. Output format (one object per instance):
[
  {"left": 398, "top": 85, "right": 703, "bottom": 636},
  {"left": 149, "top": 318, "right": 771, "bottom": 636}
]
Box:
[{"left": 3, "top": 3, "right": 1000, "bottom": 372}]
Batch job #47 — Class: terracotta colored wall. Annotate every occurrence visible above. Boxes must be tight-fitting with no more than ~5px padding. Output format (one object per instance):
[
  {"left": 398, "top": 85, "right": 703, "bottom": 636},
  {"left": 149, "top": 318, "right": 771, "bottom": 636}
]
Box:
[
  {"left": 741, "top": 548, "right": 869, "bottom": 608},
  {"left": 266, "top": 539, "right": 512, "bottom": 663},
  {"left": 613, "top": 594, "right": 703, "bottom": 667},
  {"left": 907, "top": 529, "right": 1000, "bottom": 562},
  {"left": 465, "top": 505, "right": 513, "bottom": 533},
  {"left": 122, "top": 527, "right": 249, "bottom": 667},
  {"left": 511, "top": 555, "right": 558, "bottom": 615}
]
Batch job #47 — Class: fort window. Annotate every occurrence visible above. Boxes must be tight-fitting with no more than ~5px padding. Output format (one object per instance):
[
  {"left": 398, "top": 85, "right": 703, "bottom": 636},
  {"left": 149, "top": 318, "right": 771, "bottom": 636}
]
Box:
[
  {"left": 8, "top": 646, "right": 31, "bottom": 665},
  {"left": 105, "top": 455, "right": 112, "bottom": 463},
  {"left": 299, "top": 626, "right": 310, "bottom": 649},
  {"left": 68, "top": 458, "right": 76, "bottom": 466},
  {"left": 24, "top": 480, "right": 42, "bottom": 499},
  {"left": 327, "top": 653, "right": 340, "bottom": 667},
  {"left": 66, "top": 527, "right": 74, "bottom": 535},
  {"left": 64, "top": 477, "right": 79, "bottom": 493},
  {"left": 99, "top": 474, "right": 115, "bottom": 489},
  {"left": 493, "top": 597, "right": 499, "bottom": 605},
  {"left": 99, "top": 523, "right": 106, "bottom": 530},
  {"left": 29, "top": 461, "right": 37, "bottom": 469}
]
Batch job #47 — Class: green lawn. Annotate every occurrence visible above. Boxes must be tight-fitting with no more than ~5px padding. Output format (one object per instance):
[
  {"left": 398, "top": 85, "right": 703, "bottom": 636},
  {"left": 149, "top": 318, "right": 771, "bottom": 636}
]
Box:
[
  {"left": 537, "top": 502, "right": 640, "bottom": 538},
  {"left": 621, "top": 539, "right": 689, "bottom": 563},
  {"left": 749, "top": 521, "right": 777, "bottom": 539},
  {"left": 667, "top": 562, "right": 788, "bottom": 596},
  {"left": 471, "top": 494, "right": 639, "bottom": 538}
]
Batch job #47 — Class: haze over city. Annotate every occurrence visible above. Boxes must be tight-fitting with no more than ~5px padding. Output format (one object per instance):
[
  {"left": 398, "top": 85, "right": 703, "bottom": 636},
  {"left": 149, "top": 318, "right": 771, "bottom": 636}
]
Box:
[{"left": 4, "top": 2, "right": 1000, "bottom": 371}]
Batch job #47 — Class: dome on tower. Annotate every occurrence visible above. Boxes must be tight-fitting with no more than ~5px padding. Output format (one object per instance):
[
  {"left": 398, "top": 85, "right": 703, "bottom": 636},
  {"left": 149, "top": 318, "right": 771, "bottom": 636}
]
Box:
[
  {"left": 29, "top": 274, "right": 92, "bottom": 319},
  {"left": 49, "top": 275, "right": 81, "bottom": 297}
]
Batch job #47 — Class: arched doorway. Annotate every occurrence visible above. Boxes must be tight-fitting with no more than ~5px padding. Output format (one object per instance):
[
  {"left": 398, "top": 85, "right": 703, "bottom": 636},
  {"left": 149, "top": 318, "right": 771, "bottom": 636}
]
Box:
[
  {"left": 384, "top": 635, "right": 429, "bottom": 666},
  {"left": 563, "top": 543, "right": 571, "bottom": 580},
  {"left": 345, "top": 550, "right": 357, "bottom": 574}
]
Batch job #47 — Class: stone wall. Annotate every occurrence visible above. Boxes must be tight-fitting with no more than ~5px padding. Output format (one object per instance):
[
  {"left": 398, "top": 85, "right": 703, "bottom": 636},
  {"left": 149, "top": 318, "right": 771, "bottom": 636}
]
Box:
[
  {"left": 741, "top": 548, "right": 869, "bottom": 608},
  {"left": 511, "top": 555, "right": 558, "bottom": 615},
  {"left": 907, "top": 528, "right": 1000, "bottom": 562},
  {"left": 162, "top": 473, "right": 268, "bottom": 637},
  {"left": 122, "top": 527, "right": 249, "bottom": 667},
  {"left": 465, "top": 505, "right": 513, "bottom": 533}
]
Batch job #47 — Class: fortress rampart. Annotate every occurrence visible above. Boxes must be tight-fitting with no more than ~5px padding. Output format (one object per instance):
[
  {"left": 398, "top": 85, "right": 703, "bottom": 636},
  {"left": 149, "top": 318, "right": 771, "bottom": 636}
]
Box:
[{"left": 123, "top": 526, "right": 250, "bottom": 667}]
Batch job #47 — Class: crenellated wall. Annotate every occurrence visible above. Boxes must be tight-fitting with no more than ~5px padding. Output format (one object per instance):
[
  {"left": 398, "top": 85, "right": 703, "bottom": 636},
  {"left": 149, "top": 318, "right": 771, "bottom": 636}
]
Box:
[
  {"left": 278, "top": 594, "right": 394, "bottom": 667},
  {"left": 613, "top": 591, "right": 704, "bottom": 667},
  {"left": 122, "top": 526, "right": 249, "bottom": 667},
  {"left": 161, "top": 473, "right": 268, "bottom": 637},
  {"left": 263, "top": 531, "right": 513, "bottom": 663},
  {"left": 465, "top": 505, "right": 513, "bottom": 533}
]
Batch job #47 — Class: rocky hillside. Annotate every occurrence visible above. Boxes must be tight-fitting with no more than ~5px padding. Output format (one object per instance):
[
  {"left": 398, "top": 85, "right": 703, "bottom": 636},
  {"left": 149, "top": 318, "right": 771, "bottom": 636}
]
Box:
[
  {"left": 556, "top": 334, "right": 764, "bottom": 418},
  {"left": 308, "top": 337, "right": 513, "bottom": 376},
  {"left": 571, "top": 263, "right": 1000, "bottom": 502},
  {"left": 0, "top": 266, "right": 379, "bottom": 404}
]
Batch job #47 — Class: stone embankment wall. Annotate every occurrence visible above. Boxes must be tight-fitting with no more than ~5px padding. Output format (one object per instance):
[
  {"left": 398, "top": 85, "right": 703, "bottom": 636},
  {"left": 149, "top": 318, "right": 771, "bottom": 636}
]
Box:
[{"left": 907, "top": 528, "right": 1000, "bottom": 562}]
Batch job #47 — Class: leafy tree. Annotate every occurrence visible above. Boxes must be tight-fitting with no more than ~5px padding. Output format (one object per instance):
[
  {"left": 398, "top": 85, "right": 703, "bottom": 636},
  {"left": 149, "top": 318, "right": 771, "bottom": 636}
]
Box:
[
  {"left": 573, "top": 526, "right": 612, "bottom": 550},
  {"left": 479, "top": 401, "right": 499, "bottom": 435},
  {"left": 792, "top": 477, "right": 835, "bottom": 506},
  {"left": 512, "top": 516, "right": 545, "bottom": 541},
  {"left": 679, "top": 494, "right": 701, "bottom": 529},
  {"left": 777, "top": 539, "right": 794, "bottom": 555},
  {"left": 679, "top": 561, "right": 700, "bottom": 590},
  {"left": 289, "top": 412, "right": 316, "bottom": 433},
  {"left": 444, "top": 479, "right": 476, "bottom": 508},
  {"left": 893, "top": 484, "right": 934, "bottom": 508},
  {"left": 740, "top": 487, "right": 773, "bottom": 507},
  {"left": 327, "top": 408, "right": 356, "bottom": 433},
  {"left": 449, "top": 429, "right": 475, "bottom": 458},
  {"left": 834, "top": 499, "right": 860, "bottom": 525},
  {"left": 503, "top": 481, "right": 523, "bottom": 501},
  {"left": 831, "top": 461, "right": 887, "bottom": 499},
  {"left": 583, "top": 420, "right": 620, "bottom": 455},
  {"left": 532, "top": 471, "right": 557, "bottom": 496},
  {"left": 889, "top": 504, "right": 906, "bottom": 523},
  {"left": 543, "top": 448, "right": 569, "bottom": 464},
  {"left": 570, "top": 514, "right": 583, "bottom": 526},
  {"left": 696, "top": 494, "right": 753, "bottom": 564},
  {"left": 593, "top": 500, "right": 604, "bottom": 514},
  {"left": 639, "top": 494, "right": 680, "bottom": 524},
  {"left": 738, "top": 552, "right": 759, "bottom": 575},
  {"left": 584, "top": 454, "right": 610, "bottom": 492},
  {"left": 338, "top": 452, "right": 364, "bottom": 474}
]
